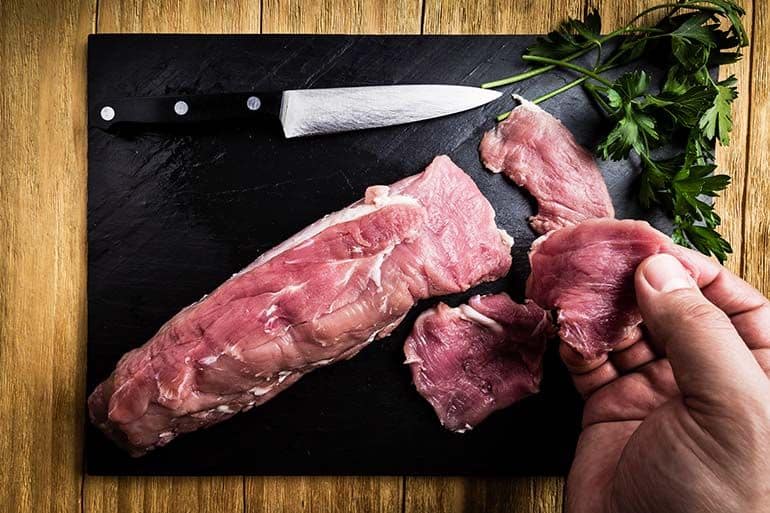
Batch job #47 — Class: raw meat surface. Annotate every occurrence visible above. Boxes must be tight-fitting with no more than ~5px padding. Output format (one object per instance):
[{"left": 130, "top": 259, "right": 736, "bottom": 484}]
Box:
[
  {"left": 404, "top": 293, "right": 551, "bottom": 432},
  {"left": 479, "top": 96, "right": 614, "bottom": 234},
  {"left": 88, "top": 155, "right": 513, "bottom": 456},
  {"left": 526, "top": 218, "right": 696, "bottom": 359}
]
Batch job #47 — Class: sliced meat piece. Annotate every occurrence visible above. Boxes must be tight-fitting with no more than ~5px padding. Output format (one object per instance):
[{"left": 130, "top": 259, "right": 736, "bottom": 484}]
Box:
[
  {"left": 88, "top": 155, "right": 513, "bottom": 456},
  {"left": 404, "top": 293, "right": 551, "bottom": 432},
  {"left": 479, "top": 96, "right": 614, "bottom": 234},
  {"left": 526, "top": 218, "right": 697, "bottom": 359}
]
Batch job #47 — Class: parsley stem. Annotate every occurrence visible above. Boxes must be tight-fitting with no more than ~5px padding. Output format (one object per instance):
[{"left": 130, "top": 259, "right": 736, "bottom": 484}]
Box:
[
  {"left": 480, "top": 27, "right": 660, "bottom": 90},
  {"left": 481, "top": 46, "right": 596, "bottom": 88},
  {"left": 481, "top": 66, "right": 557, "bottom": 89},
  {"left": 496, "top": 60, "right": 622, "bottom": 118},
  {"left": 535, "top": 62, "right": 618, "bottom": 104},
  {"left": 497, "top": 78, "right": 601, "bottom": 119},
  {"left": 521, "top": 55, "right": 614, "bottom": 86},
  {"left": 582, "top": 81, "right": 613, "bottom": 114},
  {"left": 612, "top": 26, "right": 667, "bottom": 36},
  {"left": 533, "top": 76, "right": 589, "bottom": 104},
  {"left": 481, "top": 0, "right": 743, "bottom": 92}
]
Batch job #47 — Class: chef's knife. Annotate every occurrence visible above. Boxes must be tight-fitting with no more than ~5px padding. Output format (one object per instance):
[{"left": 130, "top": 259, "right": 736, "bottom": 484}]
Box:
[{"left": 91, "top": 85, "right": 502, "bottom": 138}]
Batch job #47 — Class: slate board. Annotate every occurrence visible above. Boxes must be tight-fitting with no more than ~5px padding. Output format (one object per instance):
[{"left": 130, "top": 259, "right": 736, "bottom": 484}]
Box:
[{"left": 86, "top": 34, "right": 673, "bottom": 476}]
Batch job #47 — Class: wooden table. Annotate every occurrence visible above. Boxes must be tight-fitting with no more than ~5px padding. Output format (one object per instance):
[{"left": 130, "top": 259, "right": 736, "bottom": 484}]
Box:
[{"left": 0, "top": 0, "right": 766, "bottom": 511}]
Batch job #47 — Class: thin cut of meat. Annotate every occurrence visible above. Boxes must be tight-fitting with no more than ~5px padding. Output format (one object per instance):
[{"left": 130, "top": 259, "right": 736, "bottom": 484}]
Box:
[
  {"left": 479, "top": 96, "right": 614, "bottom": 234},
  {"left": 526, "top": 218, "right": 696, "bottom": 359},
  {"left": 404, "top": 293, "right": 552, "bottom": 432},
  {"left": 89, "top": 155, "right": 513, "bottom": 456}
]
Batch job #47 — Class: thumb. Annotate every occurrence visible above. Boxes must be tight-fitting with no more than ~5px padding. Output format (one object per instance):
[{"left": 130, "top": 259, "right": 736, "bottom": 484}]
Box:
[{"left": 635, "top": 254, "right": 766, "bottom": 410}]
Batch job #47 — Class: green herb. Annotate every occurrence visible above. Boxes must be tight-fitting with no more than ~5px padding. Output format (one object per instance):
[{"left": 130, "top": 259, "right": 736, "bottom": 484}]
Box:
[
  {"left": 482, "top": 0, "right": 747, "bottom": 263},
  {"left": 699, "top": 75, "right": 738, "bottom": 143}
]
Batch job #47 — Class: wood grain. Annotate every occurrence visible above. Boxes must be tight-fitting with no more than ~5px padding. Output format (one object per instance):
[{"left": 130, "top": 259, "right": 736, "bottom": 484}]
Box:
[
  {"left": 423, "top": 0, "right": 584, "bottom": 34},
  {"left": 97, "top": 0, "right": 261, "bottom": 33},
  {"left": 84, "top": 476, "right": 244, "bottom": 513},
  {"left": 0, "top": 1, "right": 94, "bottom": 512},
  {"left": 262, "top": 0, "right": 422, "bottom": 33},
  {"left": 407, "top": 1, "right": 586, "bottom": 512},
  {"left": 591, "top": 0, "right": 659, "bottom": 28},
  {"left": 742, "top": 0, "right": 770, "bottom": 293},
  {"left": 246, "top": 476, "right": 403, "bottom": 513},
  {"left": 403, "top": 477, "right": 563, "bottom": 513}
]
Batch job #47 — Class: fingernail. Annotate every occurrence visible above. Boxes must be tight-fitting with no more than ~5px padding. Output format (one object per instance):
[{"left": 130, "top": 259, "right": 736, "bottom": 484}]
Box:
[{"left": 642, "top": 254, "right": 693, "bottom": 293}]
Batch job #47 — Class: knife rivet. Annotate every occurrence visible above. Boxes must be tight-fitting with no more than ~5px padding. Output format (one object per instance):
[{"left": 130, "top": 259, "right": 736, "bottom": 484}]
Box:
[
  {"left": 100, "top": 106, "right": 115, "bottom": 121},
  {"left": 247, "top": 96, "right": 261, "bottom": 111},
  {"left": 174, "top": 101, "right": 189, "bottom": 116}
]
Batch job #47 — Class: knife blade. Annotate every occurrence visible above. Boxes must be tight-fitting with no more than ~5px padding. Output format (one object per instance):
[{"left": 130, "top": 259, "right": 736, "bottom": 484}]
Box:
[{"left": 91, "top": 85, "right": 502, "bottom": 138}]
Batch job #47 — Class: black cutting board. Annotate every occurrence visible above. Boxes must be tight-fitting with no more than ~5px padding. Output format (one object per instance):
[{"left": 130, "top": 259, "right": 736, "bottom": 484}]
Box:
[{"left": 86, "top": 34, "right": 672, "bottom": 476}]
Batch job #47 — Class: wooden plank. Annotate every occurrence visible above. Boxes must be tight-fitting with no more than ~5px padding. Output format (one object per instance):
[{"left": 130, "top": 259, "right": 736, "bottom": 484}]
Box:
[
  {"left": 97, "top": 0, "right": 261, "bottom": 32},
  {"left": 246, "top": 2, "right": 422, "bottom": 512},
  {"left": 403, "top": 477, "right": 563, "bottom": 513},
  {"left": 743, "top": 0, "right": 770, "bottom": 293},
  {"left": 0, "top": 3, "right": 84, "bottom": 513},
  {"left": 81, "top": 2, "right": 262, "bottom": 513},
  {"left": 411, "top": 3, "right": 584, "bottom": 513},
  {"left": 404, "top": 470, "right": 564, "bottom": 511},
  {"left": 246, "top": 476, "right": 403, "bottom": 513},
  {"left": 0, "top": 1, "right": 94, "bottom": 513},
  {"left": 423, "top": 0, "right": 583, "bottom": 34},
  {"left": 262, "top": 0, "right": 422, "bottom": 34},
  {"left": 84, "top": 476, "right": 245, "bottom": 513}
]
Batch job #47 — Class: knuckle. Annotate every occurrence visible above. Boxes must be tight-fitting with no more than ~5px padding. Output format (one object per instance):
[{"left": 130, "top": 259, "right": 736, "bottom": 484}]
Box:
[{"left": 668, "top": 290, "right": 729, "bottom": 327}]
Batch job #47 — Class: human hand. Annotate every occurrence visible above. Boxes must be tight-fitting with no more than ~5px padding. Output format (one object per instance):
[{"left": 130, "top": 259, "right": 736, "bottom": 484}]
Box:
[{"left": 563, "top": 250, "right": 770, "bottom": 513}]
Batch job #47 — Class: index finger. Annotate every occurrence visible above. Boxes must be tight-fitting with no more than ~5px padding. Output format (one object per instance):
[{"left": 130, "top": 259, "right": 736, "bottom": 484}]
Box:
[{"left": 676, "top": 247, "right": 770, "bottom": 349}]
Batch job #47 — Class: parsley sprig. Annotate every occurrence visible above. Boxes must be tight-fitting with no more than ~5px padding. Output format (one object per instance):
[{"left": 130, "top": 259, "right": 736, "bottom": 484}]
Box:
[{"left": 482, "top": 0, "right": 747, "bottom": 262}]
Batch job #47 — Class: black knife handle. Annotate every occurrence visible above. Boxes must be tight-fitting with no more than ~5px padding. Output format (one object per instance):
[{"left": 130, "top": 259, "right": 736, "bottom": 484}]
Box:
[{"left": 90, "top": 92, "right": 282, "bottom": 131}]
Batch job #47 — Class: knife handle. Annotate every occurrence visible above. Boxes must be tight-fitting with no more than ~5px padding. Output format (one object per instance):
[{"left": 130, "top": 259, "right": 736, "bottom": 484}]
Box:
[{"left": 90, "top": 92, "right": 282, "bottom": 131}]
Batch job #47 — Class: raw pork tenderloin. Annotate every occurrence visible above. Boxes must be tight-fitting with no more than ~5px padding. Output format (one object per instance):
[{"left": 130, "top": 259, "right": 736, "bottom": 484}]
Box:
[{"left": 89, "top": 155, "right": 513, "bottom": 456}]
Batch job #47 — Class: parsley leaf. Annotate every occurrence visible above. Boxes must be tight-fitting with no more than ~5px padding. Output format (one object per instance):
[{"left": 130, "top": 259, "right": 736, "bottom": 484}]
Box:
[
  {"left": 676, "top": 222, "right": 732, "bottom": 263},
  {"left": 599, "top": 111, "right": 659, "bottom": 160},
  {"left": 640, "top": 141, "right": 732, "bottom": 261},
  {"left": 701, "top": 0, "right": 748, "bottom": 46},
  {"left": 595, "top": 71, "right": 661, "bottom": 160},
  {"left": 526, "top": 9, "right": 602, "bottom": 60},
  {"left": 699, "top": 75, "right": 738, "bottom": 144},
  {"left": 610, "top": 69, "right": 651, "bottom": 100},
  {"left": 644, "top": 85, "right": 716, "bottom": 127},
  {"left": 666, "top": 13, "right": 716, "bottom": 69}
]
